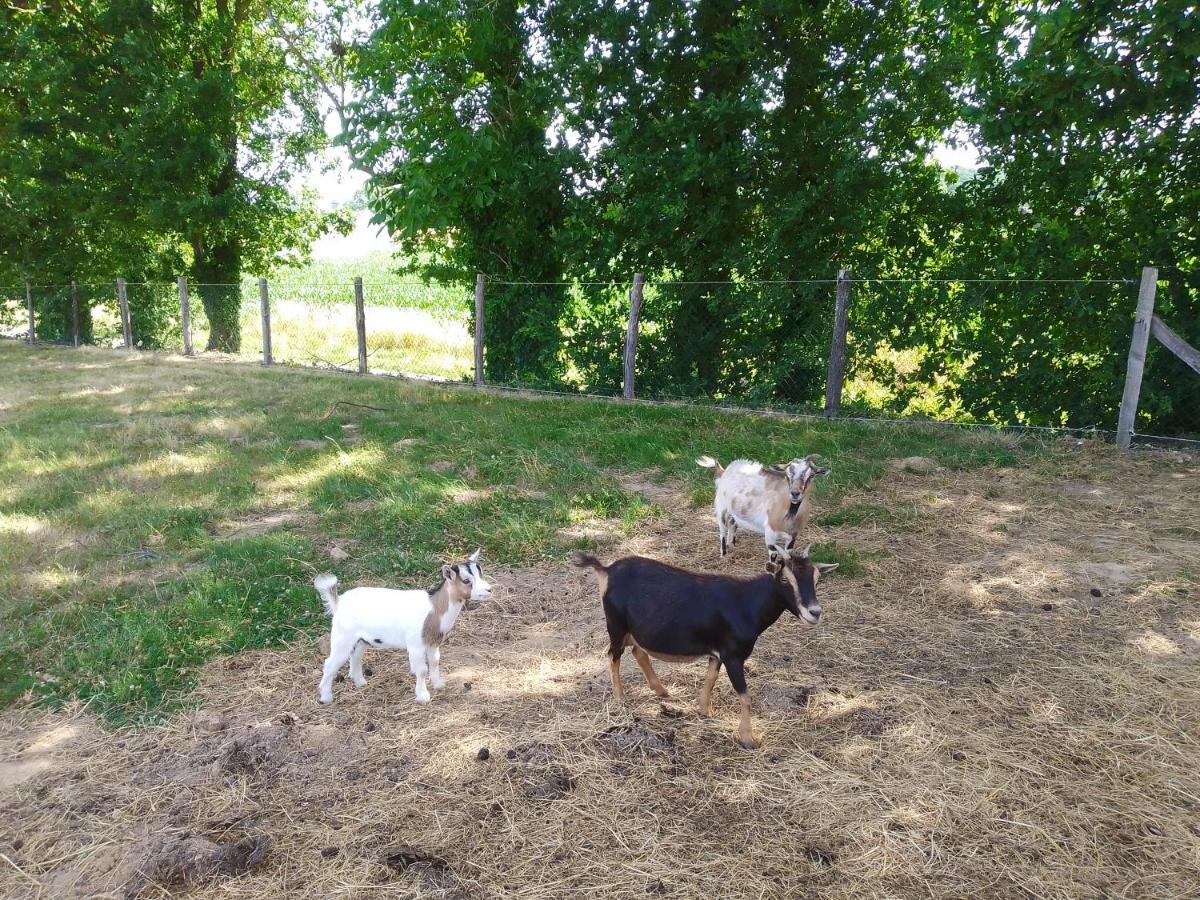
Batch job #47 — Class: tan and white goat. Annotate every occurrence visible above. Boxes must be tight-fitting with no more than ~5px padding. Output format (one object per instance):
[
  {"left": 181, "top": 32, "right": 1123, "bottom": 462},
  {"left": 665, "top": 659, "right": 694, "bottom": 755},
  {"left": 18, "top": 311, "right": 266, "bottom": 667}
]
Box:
[{"left": 696, "top": 454, "right": 830, "bottom": 560}]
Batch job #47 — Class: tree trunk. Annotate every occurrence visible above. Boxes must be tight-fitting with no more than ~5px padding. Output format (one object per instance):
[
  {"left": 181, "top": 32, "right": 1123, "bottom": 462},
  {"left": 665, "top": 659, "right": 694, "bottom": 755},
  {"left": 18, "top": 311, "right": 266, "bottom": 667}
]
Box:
[
  {"left": 194, "top": 239, "right": 242, "bottom": 352},
  {"left": 186, "top": 0, "right": 244, "bottom": 353}
]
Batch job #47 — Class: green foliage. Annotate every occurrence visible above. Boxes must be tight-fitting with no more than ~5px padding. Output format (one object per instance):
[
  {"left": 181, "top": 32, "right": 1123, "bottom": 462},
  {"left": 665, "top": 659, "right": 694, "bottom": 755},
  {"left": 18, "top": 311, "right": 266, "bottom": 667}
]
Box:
[
  {"left": 947, "top": 0, "right": 1200, "bottom": 431},
  {"left": 0, "top": 1, "right": 341, "bottom": 352},
  {"left": 347, "top": 0, "right": 570, "bottom": 385}
]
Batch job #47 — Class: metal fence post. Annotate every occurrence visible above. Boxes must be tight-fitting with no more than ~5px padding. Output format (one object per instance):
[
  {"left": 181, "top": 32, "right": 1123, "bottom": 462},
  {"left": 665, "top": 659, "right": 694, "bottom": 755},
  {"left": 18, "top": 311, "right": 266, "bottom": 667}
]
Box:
[
  {"left": 1116, "top": 266, "right": 1159, "bottom": 450},
  {"left": 824, "top": 268, "right": 853, "bottom": 418},
  {"left": 25, "top": 279, "right": 35, "bottom": 344},
  {"left": 354, "top": 276, "right": 368, "bottom": 374},
  {"left": 623, "top": 273, "right": 646, "bottom": 400},
  {"left": 117, "top": 278, "right": 132, "bottom": 348},
  {"left": 474, "top": 273, "right": 486, "bottom": 387},
  {"left": 259, "top": 277, "right": 272, "bottom": 366},
  {"left": 178, "top": 277, "right": 193, "bottom": 356},
  {"left": 70, "top": 280, "right": 81, "bottom": 348}
]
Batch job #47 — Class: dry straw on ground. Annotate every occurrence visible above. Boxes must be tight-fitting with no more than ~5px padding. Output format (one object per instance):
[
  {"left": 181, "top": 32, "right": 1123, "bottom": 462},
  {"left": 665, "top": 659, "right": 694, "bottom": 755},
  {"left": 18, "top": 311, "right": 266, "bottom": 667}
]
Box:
[{"left": 2, "top": 444, "right": 1199, "bottom": 898}]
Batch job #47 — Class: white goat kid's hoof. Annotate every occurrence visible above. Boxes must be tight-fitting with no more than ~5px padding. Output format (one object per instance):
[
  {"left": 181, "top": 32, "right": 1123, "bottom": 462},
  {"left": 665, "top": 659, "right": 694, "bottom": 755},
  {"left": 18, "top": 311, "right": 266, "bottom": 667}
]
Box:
[
  {"left": 352, "top": 676, "right": 367, "bottom": 688},
  {"left": 414, "top": 692, "right": 432, "bottom": 704},
  {"left": 430, "top": 675, "right": 446, "bottom": 690},
  {"left": 319, "top": 694, "right": 333, "bottom": 705}
]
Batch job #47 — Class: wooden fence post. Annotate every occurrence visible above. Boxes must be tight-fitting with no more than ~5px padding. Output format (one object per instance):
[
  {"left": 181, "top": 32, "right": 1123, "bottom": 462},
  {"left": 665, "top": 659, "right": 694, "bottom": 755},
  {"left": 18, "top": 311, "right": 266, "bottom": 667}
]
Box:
[
  {"left": 474, "top": 273, "right": 486, "bottom": 387},
  {"left": 25, "top": 280, "right": 35, "bottom": 344},
  {"left": 824, "top": 268, "right": 853, "bottom": 417},
  {"left": 117, "top": 278, "right": 132, "bottom": 349},
  {"left": 354, "top": 276, "right": 368, "bottom": 374},
  {"left": 70, "top": 280, "right": 81, "bottom": 348},
  {"left": 178, "top": 277, "right": 193, "bottom": 356},
  {"left": 623, "top": 273, "right": 646, "bottom": 400},
  {"left": 1116, "top": 266, "right": 1158, "bottom": 450},
  {"left": 259, "top": 277, "right": 272, "bottom": 366}
]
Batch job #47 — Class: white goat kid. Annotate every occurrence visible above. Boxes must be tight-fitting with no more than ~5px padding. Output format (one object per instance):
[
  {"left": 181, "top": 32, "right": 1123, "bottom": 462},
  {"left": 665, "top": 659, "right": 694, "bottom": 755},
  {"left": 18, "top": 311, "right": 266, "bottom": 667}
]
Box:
[
  {"left": 696, "top": 454, "right": 830, "bottom": 559},
  {"left": 314, "top": 549, "right": 492, "bottom": 705}
]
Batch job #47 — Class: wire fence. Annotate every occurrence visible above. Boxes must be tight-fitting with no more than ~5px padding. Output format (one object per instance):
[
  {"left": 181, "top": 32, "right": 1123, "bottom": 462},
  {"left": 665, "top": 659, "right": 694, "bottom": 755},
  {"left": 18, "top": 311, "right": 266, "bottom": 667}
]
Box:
[{"left": 2, "top": 271, "right": 1197, "bottom": 445}]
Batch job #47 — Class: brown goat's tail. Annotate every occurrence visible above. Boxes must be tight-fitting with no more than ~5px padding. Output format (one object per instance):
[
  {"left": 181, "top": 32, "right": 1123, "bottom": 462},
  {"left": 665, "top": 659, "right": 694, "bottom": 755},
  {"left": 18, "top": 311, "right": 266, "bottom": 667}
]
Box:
[
  {"left": 696, "top": 455, "right": 725, "bottom": 478},
  {"left": 572, "top": 551, "right": 608, "bottom": 573}
]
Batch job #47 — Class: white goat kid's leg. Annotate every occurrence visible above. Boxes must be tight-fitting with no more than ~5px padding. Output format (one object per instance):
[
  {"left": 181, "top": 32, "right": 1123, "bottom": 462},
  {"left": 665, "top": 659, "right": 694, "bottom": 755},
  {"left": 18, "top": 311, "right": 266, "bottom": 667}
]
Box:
[
  {"left": 427, "top": 645, "right": 446, "bottom": 690},
  {"left": 716, "top": 510, "right": 729, "bottom": 557},
  {"left": 348, "top": 640, "right": 367, "bottom": 688},
  {"left": 409, "top": 644, "right": 431, "bottom": 704},
  {"left": 319, "top": 631, "right": 357, "bottom": 704}
]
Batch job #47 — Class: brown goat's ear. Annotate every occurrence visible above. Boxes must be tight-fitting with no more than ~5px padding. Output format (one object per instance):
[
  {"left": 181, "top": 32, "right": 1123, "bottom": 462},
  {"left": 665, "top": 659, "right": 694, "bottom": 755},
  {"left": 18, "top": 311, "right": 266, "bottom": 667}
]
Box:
[
  {"left": 815, "top": 562, "right": 839, "bottom": 575},
  {"left": 442, "top": 564, "right": 455, "bottom": 581}
]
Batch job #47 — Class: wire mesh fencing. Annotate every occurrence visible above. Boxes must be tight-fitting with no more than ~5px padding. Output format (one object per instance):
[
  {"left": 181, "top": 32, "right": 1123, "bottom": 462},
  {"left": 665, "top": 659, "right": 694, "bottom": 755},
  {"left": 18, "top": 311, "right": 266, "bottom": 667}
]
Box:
[{"left": 4, "top": 269, "right": 1196, "bottom": 443}]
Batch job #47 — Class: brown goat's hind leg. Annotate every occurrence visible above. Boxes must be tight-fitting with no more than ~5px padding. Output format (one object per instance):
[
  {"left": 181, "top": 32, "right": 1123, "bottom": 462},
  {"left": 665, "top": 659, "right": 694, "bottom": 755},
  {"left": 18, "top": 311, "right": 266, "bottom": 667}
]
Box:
[
  {"left": 632, "top": 647, "right": 669, "bottom": 697},
  {"left": 698, "top": 656, "right": 721, "bottom": 717},
  {"left": 608, "top": 657, "right": 627, "bottom": 704}
]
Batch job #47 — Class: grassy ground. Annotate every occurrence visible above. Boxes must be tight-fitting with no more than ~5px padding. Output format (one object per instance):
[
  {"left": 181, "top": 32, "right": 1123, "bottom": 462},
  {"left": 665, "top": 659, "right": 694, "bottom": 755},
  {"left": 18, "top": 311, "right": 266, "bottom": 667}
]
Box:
[{"left": 0, "top": 342, "right": 1015, "bottom": 723}]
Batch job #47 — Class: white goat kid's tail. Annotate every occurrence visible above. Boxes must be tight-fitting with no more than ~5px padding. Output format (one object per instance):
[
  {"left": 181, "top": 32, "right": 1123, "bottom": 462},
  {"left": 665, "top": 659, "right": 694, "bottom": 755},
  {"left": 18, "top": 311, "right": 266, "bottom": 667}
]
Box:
[
  {"left": 314, "top": 573, "right": 339, "bottom": 617},
  {"left": 696, "top": 455, "right": 725, "bottom": 478}
]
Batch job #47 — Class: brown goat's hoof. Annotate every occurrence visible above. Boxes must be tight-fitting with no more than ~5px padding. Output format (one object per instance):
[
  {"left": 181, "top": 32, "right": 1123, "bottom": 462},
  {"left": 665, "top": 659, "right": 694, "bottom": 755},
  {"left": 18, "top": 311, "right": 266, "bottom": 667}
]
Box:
[
  {"left": 653, "top": 687, "right": 670, "bottom": 698},
  {"left": 737, "top": 736, "right": 762, "bottom": 750}
]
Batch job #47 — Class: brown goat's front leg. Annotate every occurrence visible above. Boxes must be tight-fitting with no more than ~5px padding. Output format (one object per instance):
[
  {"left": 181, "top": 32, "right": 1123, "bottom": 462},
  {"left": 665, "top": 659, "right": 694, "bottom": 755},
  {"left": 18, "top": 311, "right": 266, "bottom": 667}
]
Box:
[
  {"left": 698, "top": 656, "right": 721, "bottom": 717},
  {"left": 723, "top": 656, "right": 760, "bottom": 749},
  {"left": 632, "top": 647, "right": 669, "bottom": 697}
]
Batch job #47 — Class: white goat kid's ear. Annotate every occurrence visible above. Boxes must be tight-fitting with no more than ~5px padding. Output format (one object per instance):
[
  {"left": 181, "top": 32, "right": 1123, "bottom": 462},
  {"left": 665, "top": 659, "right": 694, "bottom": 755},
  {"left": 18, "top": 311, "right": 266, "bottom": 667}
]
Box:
[
  {"left": 442, "top": 564, "right": 455, "bottom": 581},
  {"left": 469, "top": 547, "right": 481, "bottom": 563}
]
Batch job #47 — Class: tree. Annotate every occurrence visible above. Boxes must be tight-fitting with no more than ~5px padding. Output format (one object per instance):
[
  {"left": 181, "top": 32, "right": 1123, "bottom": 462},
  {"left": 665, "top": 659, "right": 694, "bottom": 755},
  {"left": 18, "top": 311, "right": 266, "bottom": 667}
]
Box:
[
  {"left": 948, "top": 0, "right": 1199, "bottom": 430},
  {"left": 347, "top": 0, "right": 570, "bottom": 385},
  {"left": 546, "top": 0, "right": 977, "bottom": 402},
  {"left": 0, "top": 1, "right": 339, "bottom": 351}
]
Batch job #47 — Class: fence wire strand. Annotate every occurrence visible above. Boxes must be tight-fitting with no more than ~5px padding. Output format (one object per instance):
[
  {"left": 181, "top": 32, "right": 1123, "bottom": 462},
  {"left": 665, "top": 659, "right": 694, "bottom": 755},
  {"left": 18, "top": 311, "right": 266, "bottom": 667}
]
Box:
[{"left": 4, "top": 275, "right": 1196, "bottom": 446}]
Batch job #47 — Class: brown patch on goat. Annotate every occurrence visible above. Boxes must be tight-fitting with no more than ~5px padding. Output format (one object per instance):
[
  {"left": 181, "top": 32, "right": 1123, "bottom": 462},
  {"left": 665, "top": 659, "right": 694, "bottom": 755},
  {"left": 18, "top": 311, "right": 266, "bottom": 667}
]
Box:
[
  {"left": 625, "top": 636, "right": 704, "bottom": 664},
  {"left": 766, "top": 485, "right": 813, "bottom": 532},
  {"left": 737, "top": 694, "right": 759, "bottom": 749},
  {"left": 421, "top": 575, "right": 468, "bottom": 648},
  {"left": 608, "top": 658, "right": 626, "bottom": 704},
  {"left": 698, "top": 656, "right": 721, "bottom": 717},
  {"left": 631, "top": 647, "right": 670, "bottom": 697}
]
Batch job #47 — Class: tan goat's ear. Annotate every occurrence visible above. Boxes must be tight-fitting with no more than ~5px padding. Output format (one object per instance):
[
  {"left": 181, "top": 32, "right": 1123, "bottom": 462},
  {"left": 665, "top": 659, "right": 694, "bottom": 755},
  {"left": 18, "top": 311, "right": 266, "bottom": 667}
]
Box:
[{"left": 442, "top": 564, "right": 455, "bottom": 581}]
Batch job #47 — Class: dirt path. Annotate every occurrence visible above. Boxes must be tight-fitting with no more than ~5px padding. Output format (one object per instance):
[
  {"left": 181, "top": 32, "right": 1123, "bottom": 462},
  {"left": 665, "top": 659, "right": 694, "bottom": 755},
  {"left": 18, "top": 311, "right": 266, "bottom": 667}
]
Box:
[{"left": 2, "top": 445, "right": 1198, "bottom": 899}]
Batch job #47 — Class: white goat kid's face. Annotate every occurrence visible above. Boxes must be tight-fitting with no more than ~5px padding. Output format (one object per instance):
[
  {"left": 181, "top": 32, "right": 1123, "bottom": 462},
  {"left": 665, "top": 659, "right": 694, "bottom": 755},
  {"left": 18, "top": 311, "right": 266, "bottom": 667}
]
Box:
[{"left": 441, "top": 555, "right": 492, "bottom": 608}]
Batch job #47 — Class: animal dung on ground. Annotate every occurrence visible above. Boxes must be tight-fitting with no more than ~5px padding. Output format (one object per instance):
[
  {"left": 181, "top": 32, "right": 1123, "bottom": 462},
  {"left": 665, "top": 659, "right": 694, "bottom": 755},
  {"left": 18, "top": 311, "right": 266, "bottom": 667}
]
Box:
[
  {"left": 477, "top": 747, "right": 490, "bottom": 761},
  {"left": 382, "top": 845, "right": 450, "bottom": 875}
]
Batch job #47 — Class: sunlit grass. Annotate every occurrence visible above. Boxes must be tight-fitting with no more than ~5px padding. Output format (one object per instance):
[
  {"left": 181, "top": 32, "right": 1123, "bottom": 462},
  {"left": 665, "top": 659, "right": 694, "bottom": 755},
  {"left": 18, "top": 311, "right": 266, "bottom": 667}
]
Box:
[{"left": 0, "top": 341, "right": 1024, "bottom": 722}]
